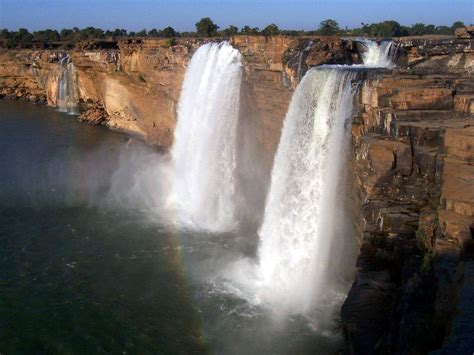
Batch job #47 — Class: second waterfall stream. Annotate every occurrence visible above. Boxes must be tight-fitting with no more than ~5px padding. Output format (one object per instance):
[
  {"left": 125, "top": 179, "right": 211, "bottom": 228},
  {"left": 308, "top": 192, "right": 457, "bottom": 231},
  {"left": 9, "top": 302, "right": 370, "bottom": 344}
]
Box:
[
  {"left": 257, "top": 67, "right": 358, "bottom": 313},
  {"left": 170, "top": 42, "right": 243, "bottom": 232},
  {"left": 224, "top": 40, "right": 395, "bottom": 319}
]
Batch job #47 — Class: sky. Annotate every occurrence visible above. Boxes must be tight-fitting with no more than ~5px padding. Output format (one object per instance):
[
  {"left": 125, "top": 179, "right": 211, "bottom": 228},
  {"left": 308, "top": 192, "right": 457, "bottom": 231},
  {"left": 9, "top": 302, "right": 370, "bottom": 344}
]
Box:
[{"left": 0, "top": 0, "right": 473, "bottom": 32}]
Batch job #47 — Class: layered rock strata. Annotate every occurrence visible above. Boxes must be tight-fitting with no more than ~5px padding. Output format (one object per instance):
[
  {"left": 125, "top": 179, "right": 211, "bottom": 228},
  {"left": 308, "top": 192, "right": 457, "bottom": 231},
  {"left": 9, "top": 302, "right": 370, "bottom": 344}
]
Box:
[
  {"left": 0, "top": 36, "right": 357, "bottom": 151},
  {"left": 342, "top": 34, "right": 474, "bottom": 353}
]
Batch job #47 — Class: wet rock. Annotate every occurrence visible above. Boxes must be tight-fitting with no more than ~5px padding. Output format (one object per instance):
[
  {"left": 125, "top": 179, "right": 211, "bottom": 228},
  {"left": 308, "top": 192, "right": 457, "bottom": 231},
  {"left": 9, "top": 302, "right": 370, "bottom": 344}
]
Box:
[{"left": 78, "top": 106, "right": 109, "bottom": 125}]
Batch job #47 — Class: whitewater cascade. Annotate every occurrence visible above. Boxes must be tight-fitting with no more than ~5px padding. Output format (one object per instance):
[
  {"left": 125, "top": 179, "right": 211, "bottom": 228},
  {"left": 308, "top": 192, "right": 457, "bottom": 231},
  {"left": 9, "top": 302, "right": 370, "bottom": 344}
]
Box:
[
  {"left": 256, "top": 67, "right": 358, "bottom": 313},
  {"left": 57, "top": 56, "right": 79, "bottom": 114},
  {"left": 170, "top": 42, "right": 243, "bottom": 232},
  {"left": 360, "top": 39, "right": 396, "bottom": 68},
  {"left": 252, "top": 39, "right": 396, "bottom": 314}
]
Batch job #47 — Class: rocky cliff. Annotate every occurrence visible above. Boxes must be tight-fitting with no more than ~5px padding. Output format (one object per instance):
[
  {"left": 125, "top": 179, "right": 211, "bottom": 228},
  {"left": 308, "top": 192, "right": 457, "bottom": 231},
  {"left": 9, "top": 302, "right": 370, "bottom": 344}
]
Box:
[
  {"left": 342, "top": 34, "right": 474, "bottom": 354},
  {"left": 0, "top": 35, "right": 357, "bottom": 152},
  {"left": 0, "top": 32, "right": 473, "bottom": 354}
]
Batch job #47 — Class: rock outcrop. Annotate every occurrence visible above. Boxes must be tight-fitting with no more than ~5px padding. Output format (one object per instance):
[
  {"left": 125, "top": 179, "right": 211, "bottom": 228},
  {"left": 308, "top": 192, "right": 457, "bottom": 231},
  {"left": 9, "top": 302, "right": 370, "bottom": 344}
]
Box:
[{"left": 342, "top": 33, "right": 474, "bottom": 353}]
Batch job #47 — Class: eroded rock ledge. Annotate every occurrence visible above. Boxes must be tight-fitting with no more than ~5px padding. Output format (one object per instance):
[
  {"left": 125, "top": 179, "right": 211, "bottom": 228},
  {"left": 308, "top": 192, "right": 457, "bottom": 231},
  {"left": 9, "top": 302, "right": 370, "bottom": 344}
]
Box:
[
  {"left": 0, "top": 32, "right": 473, "bottom": 354},
  {"left": 342, "top": 36, "right": 474, "bottom": 353}
]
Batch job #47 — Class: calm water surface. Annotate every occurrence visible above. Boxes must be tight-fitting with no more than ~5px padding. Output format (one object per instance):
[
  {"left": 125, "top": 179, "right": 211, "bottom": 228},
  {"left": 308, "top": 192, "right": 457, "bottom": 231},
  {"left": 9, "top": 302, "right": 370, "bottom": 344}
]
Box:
[{"left": 0, "top": 100, "right": 343, "bottom": 354}]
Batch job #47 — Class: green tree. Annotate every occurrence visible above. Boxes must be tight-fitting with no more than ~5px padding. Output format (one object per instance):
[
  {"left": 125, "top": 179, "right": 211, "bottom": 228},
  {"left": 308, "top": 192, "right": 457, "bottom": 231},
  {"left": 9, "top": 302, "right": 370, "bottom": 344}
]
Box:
[
  {"left": 409, "top": 23, "right": 428, "bottom": 36},
  {"left": 112, "top": 28, "right": 127, "bottom": 37},
  {"left": 262, "top": 23, "right": 280, "bottom": 35},
  {"left": 369, "top": 20, "right": 402, "bottom": 37},
  {"left": 0, "top": 28, "right": 9, "bottom": 36},
  {"left": 78, "top": 27, "right": 104, "bottom": 40},
  {"left": 33, "top": 29, "right": 60, "bottom": 43},
  {"left": 195, "top": 17, "right": 219, "bottom": 37},
  {"left": 136, "top": 29, "right": 147, "bottom": 37},
  {"left": 435, "top": 25, "right": 452, "bottom": 35},
  {"left": 161, "top": 26, "right": 176, "bottom": 38},
  {"left": 240, "top": 26, "right": 260, "bottom": 35},
  {"left": 318, "top": 19, "right": 339, "bottom": 35},
  {"left": 60, "top": 29, "right": 75, "bottom": 42},
  {"left": 13, "top": 28, "right": 33, "bottom": 48},
  {"left": 424, "top": 24, "right": 436, "bottom": 34},
  {"left": 222, "top": 25, "right": 238, "bottom": 36},
  {"left": 148, "top": 28, "right": 159, "bottom": 37},
  {"left": 452, "top": 21, "right": 465, "bottom": 30}
]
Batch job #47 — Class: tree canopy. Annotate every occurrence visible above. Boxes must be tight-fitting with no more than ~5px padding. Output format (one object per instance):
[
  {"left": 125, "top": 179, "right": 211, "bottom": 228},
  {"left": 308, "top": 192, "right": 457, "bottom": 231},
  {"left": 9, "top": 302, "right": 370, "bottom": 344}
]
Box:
[
  {"left": 0, "top": 19, "right": 469, "bottom": 49},
  {"left": 318, "top": 19, "right": 340, "bottom": 35},
  {"left": 262, "top": 24, "right": 280, "bottom": 36},
  {"left": 195, "top": 17, "right": 219, "bottom": 37}
]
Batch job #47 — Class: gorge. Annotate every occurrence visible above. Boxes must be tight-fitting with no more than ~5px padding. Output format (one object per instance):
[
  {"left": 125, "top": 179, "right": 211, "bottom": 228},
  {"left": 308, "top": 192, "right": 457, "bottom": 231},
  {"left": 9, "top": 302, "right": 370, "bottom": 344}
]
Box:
[{"left": 1, "top": 29, "right": 473, "bottom": 354}]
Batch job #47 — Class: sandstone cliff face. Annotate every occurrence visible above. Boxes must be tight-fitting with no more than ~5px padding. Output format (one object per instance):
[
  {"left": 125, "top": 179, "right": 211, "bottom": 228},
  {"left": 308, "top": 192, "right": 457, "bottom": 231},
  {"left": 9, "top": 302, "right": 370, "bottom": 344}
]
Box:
[
  {"left": 232, "top": 36, "right": 358, "bottom": 155},
  {"left": 0, "top": 35, "right": 357, "bottom": 152},
  {"left": 342, "top": 35, "right": 474, "bottom": 353},
  {"left": 1, "top": 32, "right": 473, "bottom": 354},
  {"left": 0, "top": 39, "right": 192, "bottom": 147}
]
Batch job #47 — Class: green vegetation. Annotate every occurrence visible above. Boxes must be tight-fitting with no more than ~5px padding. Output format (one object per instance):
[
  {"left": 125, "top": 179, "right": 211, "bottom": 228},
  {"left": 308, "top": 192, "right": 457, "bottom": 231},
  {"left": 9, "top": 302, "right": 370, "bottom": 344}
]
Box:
[
  {"left": 164, "top": 38, "right": 177, "bottom": 48},
  {"left": 240, "top": 26, "right": 260, "bottom": 35},
  {"left": 195, "top": 17, "right": 219, "bottom": 37},
  {"left": 222, "top": 25, "right": 238, "bottom": 36},
  {"left": 262, "top": 24, "right": 280, "bottom": 36},
  {"left": 0, "top": 18, "right": 470, "bottom": 49},
  {"left": 318, "top": 19, "right": 340, "bottom": 35}
]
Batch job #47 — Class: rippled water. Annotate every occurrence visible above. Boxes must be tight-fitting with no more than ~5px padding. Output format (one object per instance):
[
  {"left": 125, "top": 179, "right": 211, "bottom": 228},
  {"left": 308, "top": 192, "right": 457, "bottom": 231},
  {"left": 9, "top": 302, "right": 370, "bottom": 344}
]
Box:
[{"left": 0, "top": 100, "right": 344, "bottom": 354}]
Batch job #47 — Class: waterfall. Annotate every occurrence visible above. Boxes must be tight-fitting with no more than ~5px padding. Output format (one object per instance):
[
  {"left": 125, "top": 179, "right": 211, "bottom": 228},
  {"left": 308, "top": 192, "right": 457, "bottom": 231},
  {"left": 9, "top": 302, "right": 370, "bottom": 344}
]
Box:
[
  {"left": 256, "top": 67, "right": 358, "bottom": 313},
  {"left": 170, "top": 42, "right": 243, "bottom": 232},
  {"left": 244, "top": 37, "right": 398, "bottom": 314},
  {"left": 57, "top": 56, "right": 79, "bottom": 114},
  {"left": 360, "top": 39, "right": 396, "bottom": 68}
]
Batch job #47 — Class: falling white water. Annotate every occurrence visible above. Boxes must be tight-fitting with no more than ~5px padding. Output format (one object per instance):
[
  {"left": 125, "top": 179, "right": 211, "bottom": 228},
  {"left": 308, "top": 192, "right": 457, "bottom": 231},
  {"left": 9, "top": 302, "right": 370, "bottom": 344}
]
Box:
[
  {"left": 57, "top": 56, "right": 79, "bottom": 114},
  {"left": 254, "top": 67, "right": 358, "bottom": 314},
  {"left": 223, "top": 41, "right": 398, "bottom": 315},
  {"left": 170, "top": 42, "right": 243, "bottom": 232},
  {"left": 360, "top": 39, "right": 396, "bottom": 68}
]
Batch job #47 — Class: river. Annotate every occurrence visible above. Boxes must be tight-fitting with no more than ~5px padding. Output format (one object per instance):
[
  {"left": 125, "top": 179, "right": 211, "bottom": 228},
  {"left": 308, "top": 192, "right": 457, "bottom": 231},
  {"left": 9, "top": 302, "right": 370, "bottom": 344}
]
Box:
[{"left": 0, "top": 100, "right": 344, "bottom": 354}]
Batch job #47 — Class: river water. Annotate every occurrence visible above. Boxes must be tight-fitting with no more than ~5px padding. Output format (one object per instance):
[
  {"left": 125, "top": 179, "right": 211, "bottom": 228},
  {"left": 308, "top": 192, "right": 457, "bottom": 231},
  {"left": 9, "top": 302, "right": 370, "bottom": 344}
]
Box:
[{"left": 0, "top": 100, "right": 344, "bottom": 354}]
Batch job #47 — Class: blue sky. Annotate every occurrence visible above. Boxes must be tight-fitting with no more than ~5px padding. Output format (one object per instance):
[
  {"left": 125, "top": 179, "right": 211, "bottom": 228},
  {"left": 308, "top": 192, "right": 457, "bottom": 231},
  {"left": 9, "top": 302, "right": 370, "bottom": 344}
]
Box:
[{"left": 1, "top": 0, "right": 472, "bottom": 31}]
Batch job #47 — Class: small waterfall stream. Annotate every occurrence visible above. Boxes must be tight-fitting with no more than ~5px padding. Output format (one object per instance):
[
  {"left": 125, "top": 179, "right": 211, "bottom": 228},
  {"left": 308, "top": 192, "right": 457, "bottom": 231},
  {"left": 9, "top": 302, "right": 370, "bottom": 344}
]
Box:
[
  {"left": 57, "top": 56, "right": 79, "bottom": 114},
  {"left": 360, "top": 39, "right": 397, "bottom": 68},
  {"left": 170, "top": 42, "right": 243, "bottom": 232}
]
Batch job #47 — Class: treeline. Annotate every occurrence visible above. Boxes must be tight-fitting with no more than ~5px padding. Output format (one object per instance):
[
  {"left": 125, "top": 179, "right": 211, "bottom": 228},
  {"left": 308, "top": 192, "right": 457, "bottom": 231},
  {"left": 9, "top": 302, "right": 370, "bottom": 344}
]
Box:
[{"left": 0, "top": 18, "right": 469, "bottom": 49}]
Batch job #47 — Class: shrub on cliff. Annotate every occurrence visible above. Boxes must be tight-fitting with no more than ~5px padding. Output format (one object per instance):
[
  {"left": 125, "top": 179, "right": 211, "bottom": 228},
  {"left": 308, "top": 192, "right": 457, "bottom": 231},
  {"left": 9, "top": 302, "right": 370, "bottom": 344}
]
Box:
[
  {"left": 196, "top": 17, "right": 219, "bottom": 37},
  {"left": 164, "top": 38, "right": 177, "bottom": 48}
]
